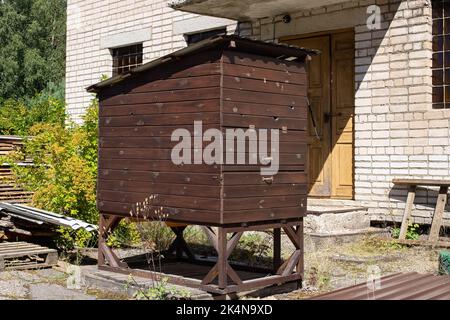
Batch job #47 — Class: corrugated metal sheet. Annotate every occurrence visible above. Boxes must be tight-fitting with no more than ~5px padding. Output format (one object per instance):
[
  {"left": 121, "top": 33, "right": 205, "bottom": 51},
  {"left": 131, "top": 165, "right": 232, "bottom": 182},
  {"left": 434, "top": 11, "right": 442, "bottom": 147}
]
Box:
[
  {"left": 309, "top": 272, "right": 450, "bottom": 300},
  {"left": 0, "top": 202, "right": 98, "bottom": 232}
]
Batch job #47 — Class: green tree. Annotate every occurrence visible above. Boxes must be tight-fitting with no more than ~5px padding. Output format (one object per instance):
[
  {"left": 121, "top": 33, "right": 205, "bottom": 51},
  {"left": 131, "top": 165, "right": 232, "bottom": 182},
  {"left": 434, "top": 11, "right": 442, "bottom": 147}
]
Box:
[{"left": 0, "top": 0, "right": 66, "bottom": 101}]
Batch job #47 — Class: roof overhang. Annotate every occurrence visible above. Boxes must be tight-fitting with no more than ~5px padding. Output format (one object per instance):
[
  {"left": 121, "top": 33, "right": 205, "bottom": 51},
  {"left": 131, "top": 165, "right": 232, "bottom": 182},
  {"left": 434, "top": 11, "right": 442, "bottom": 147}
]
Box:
[
  {"left": 87, "top": 35, "right": 318, "bottom": 93},
  {"left": 169, "top": 0, "right": 350, "bottom": 21}
]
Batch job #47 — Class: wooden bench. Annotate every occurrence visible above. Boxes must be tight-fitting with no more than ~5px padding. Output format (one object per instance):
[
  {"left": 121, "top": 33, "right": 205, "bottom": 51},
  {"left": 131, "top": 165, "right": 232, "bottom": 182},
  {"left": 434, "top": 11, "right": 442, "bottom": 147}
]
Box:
[{"left": 392, "top": 179, "right": 450, "bottom": 243}]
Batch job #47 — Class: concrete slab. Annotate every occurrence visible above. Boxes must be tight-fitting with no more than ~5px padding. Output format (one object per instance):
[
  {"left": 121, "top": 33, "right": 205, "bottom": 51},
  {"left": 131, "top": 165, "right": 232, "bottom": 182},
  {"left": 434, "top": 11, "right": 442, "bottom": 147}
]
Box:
[
  {"left": 0, "top": 279, "right": 29, "bottom": 299},
  {"left": 29, "top": 283, "right": 96, "bottom": 300}
]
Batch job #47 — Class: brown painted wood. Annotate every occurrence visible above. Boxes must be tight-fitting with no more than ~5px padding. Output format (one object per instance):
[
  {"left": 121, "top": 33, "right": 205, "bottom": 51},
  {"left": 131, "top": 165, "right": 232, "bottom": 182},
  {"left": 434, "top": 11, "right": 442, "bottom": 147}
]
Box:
[
  {"left": 273, "top": 228, "right": 281, "bottom": 272},
  {"left": 96, "top": 43, "right": 308, "bottom": 249},
  {"left": 101, "top": 100, "right": 219, "bottom": 117},
  {"left": 99, "top": 202, "right": 221, "bottom": 224},
  {"left": 429, "top": 186, "right": 448, "bottom": 242},
  {"left": 100, "top": 112, "right": 220, "bottom": 127},
  {"left": 127, "top": 75, "right": 221, "bottom": 94},
  {"left": 98, "top": 159, "right": 220, "bottom": 173},
  {"left": 222, "top": 50, "right": 307, "bottom": 74},
  {"left": 102, "top": 87, "right": 221, "bottom": 106},
  {"left": 222, "top": 101, "right": 307, "bottom": 119},
  {"left": 223, "top": 172, "right": 307, "bottom": 185},
  {"left": 222, "top": 75, "right": 307, "bottom": 96},
  {"left": 223, "top": 207, "right": 306, "bottom": 224},
  {"left": 399, "top": 185, "right": 417, "bottom": 240},
  {"left": 223, "top": 184, "right": 307, "bottom": 198},
  {"left": 223, "top": 88, "right": 306, "bottom": 107},
  {"left": 226, "top": 262, "right": 243, "bottom": 285},
  {"left": 223, "top": 63, "right": 307, "bottom": 85},
  {"left": 223, "top": 195, "right": 306, "bottom": 211},
  {"left": 281, "top": 250, "right": 302, "bottom": 277},
  {"left": 99, "top": 171, "right": 221, "bottom": 185},
  {"left": 98, "top": 192, "right": 221, "bottom": 211},
  {"left": 283, "top": 226, "right": 302, "bottom": 249},
  {"left": 94, "top": 39, "right": 310, "bottom": 294},
  {"left": 296, "top": 221, "right": 305, "bottom": 275},
  {"left": 217, "top": 228, "right": 227, "bottom": 289},
  {"left": 222, "top": 113, "right": 307, "bottom": 130},
  {"left": 99, "top": 180, "right": 221, "bottom": 197}
]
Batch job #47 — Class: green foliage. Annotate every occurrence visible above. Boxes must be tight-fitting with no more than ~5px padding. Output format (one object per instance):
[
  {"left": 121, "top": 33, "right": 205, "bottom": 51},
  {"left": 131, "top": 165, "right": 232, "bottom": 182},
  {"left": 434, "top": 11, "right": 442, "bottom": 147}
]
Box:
[
  {"left": 134, "top": 221, "right": 175, "bottom": 252},
  {"left": 391, "top": 223, "right": 420, "bottom": 240},
  {"left": 0, "top": 0, "right": 66, "bottom": 101},
  {"left": 127, "top": 276, "right": 190, "bottom": 300},
  {"left": 4, "top": 100, "right": 98, "bottom": 249},
  {"left": 230, "top": 232, "right": 271, "bottom": 265},
  {"left": 0, "top": 85, "right": 66, "bottom": 135},
  {"left": 107, "top": 220, "right": 141, "bottom": 248}
]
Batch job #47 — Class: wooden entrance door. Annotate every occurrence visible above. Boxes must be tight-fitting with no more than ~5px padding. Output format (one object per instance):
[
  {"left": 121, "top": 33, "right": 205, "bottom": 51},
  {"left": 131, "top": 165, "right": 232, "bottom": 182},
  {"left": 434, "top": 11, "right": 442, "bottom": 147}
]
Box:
[{"left": 283, "top": 30, "right": 355, "bottom": 199}]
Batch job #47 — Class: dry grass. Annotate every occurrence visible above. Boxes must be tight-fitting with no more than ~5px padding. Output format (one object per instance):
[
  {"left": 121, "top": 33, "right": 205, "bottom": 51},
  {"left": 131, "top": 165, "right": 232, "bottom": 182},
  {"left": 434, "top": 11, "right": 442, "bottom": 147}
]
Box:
[{"left": 280, "top": 235, "right": 441, "bottom": 299}]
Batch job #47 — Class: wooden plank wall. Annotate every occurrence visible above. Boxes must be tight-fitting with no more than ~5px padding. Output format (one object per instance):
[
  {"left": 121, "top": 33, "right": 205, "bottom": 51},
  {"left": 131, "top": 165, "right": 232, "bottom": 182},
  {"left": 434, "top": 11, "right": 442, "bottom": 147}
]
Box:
[
  {"left": 97, "top": 51, "right": 223, "bottom": 224},
  {"left": 220, "top": 51, "right": 308, "bottom": 224}
]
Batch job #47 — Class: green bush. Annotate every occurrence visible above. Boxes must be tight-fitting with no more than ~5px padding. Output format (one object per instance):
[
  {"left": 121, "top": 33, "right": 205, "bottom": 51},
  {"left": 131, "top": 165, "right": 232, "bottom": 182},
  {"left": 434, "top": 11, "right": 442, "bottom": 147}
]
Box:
[
  {"left": 391, "top": 223, "right": 420, "bottom": 240},
  {"left": 5, "top": 100, "right": 98, "bottom": 249},
  {"left": 0, "top": 82, "right": 66, "bottom": 136}
]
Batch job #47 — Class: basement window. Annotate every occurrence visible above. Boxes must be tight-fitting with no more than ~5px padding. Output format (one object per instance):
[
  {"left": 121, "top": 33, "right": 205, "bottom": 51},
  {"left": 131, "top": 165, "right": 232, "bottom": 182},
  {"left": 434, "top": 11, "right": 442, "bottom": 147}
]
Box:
[
  {"left": 186, "top": 28, "right": 227, "bottom": 45},
  {"left": 112, "top": 43, "right": 143, "bottom": 76},
  {"left": 432, "top": 0, "right": 450, "bottom": 108}
]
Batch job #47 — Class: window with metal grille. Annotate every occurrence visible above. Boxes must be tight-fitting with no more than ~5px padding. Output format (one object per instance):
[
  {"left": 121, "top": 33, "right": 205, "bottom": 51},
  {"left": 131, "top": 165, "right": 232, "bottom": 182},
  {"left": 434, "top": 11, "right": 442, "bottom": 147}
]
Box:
[
  {"left": 186, "top": 28, "right": 227, "bottom": 45},
  {"left": 432, "top": 0, "right": 450, "bottom": 108},
  {"left": 112, "top": 44, "right": 143, "bottom": 76}
]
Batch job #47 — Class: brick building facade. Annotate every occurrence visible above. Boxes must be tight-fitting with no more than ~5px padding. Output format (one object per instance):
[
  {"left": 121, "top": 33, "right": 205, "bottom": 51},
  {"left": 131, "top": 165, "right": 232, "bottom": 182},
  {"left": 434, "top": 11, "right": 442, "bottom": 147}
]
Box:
[{"left": 66, "top": 0, "right": 450, "bottom": 226}]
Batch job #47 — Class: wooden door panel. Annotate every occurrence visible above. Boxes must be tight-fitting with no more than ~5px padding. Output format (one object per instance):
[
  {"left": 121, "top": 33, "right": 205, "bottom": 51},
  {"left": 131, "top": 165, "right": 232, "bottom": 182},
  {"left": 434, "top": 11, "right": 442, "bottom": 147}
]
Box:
[
  {"left": 331, "top": 31, "right": 355, "bottom": 199},
  {"left": 282, "top": 30, "right": 354, "bottom": 199},
  {"left": 285, "top": 36, "right": 331, "bottom": 197}
]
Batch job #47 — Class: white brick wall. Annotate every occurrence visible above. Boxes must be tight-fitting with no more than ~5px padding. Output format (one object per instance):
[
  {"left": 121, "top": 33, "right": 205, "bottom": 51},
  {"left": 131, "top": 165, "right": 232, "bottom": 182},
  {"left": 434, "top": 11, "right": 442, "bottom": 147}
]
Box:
[
  {"left": 66, "top": 0, "right": 237, "bottom": 123},
  {"left": 66, "top": 0, "right": 450, "bottom": 225}
]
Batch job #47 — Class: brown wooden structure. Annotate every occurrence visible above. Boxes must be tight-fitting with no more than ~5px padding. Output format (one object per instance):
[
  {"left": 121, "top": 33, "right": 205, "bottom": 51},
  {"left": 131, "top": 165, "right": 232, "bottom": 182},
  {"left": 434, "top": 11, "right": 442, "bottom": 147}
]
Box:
[{"left": 87, "top": 35, "right": 317, "bottom": 295}]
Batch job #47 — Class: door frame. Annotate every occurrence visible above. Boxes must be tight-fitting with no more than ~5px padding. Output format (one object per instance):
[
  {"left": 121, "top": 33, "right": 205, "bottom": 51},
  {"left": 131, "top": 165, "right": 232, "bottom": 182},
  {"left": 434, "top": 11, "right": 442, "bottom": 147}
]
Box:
[{"left": 280, "top": 28, "right": 355, "bottom": 200}]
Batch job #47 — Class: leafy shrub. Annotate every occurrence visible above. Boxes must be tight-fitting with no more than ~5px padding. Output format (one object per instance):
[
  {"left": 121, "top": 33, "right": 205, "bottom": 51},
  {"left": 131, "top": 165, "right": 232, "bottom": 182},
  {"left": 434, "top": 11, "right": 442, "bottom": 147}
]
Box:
[
  {"left": 230, "top": 232, "right": 271, "bottom": 265},
  {"left": 107, "top": 220, "right": 142, "bottom": 248},
  {"left": 0, "top": 83, "right": 66, "bottom": 136},
  {"left": 391, "top": 223, "right": 420, "bottom": 240},
  {"left": 4, "top": 99, "right": 98, "bottom": 249}
]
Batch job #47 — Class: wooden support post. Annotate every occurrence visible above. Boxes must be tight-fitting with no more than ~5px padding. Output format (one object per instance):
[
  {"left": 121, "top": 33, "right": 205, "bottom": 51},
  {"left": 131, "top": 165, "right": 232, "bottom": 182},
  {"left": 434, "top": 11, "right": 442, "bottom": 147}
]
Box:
[
  {"left": 217, "top": 227, "right": 227, "bottom": 289},
  {"left": 167, "top": 226, "right": 194, "bottom": 260},
  {"left": 273, "top": 228, "right": 281, "bottom": 273},
  {"left": 429, "top": 186, "right": 448, "bottom": 242},
  {"left": 296, "top": 220, "right": 304, "bottom": 277},
  {"left": 399, "top": 185, "right": 417, "bottom": 240},
  {"left": 98, "top": 214, "right": 126, "bottom": 268}
]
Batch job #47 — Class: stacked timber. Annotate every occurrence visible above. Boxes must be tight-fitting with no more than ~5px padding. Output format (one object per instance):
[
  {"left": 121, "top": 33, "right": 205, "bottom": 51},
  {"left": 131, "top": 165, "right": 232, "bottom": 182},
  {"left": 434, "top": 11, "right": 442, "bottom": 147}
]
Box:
[{"left": 0, "top": 136, "right": 33, "bottom": 204}]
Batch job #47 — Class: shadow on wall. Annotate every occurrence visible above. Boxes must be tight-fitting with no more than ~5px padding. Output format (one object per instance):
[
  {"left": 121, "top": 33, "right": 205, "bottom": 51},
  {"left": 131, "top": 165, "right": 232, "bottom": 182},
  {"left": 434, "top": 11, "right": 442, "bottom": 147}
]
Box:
[{"left": 389, "top": 185, "right": 450, "bottom": 212}]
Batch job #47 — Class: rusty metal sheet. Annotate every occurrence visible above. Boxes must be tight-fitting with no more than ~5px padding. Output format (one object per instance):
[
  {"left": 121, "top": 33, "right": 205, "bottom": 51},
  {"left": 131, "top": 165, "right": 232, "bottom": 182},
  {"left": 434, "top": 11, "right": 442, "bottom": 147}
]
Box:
[{"left": 309, "top": 272, "right": 450, "bottom": 300}]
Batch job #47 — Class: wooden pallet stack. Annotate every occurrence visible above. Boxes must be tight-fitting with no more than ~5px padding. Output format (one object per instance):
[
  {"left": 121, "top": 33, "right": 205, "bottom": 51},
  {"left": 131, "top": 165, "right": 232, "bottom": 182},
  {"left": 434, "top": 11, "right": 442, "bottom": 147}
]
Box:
[
  {"left": 0, "top": 241, "right": 58, "bottom": 271},
  {"left": 0, "top": 136, "right": 33, "bottom": 205}
]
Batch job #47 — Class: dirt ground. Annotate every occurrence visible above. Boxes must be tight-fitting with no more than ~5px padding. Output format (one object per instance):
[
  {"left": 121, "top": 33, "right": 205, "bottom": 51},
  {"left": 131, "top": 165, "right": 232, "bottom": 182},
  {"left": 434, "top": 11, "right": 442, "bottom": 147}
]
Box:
[{"left": 0, "top": 236, "right": 442, "bottom": 300}]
